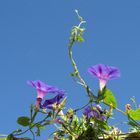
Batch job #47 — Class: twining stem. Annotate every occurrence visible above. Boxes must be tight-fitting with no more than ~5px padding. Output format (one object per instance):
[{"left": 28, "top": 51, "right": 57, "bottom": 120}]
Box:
[
  {"left": 115, "top": 107, "right": 126, "bottom": 115},
  {"left": 68, "top": 28, "right": 97, "bottom": 101},
  {"left": 29, "top": 129, "right": 35, "bottom": 140},
  {"left": 74, "top": 100, "right": 91, "bottom": 112}
]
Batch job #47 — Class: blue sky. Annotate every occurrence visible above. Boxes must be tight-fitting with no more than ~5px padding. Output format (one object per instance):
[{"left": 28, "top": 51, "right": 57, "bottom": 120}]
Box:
[{"left": 0, "top": 0, "right": 140, "bottom": 139}]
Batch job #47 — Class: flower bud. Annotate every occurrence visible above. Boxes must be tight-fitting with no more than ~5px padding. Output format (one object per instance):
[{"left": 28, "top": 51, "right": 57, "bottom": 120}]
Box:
[
  {"left": 125, "top": 104, "right": 131, "bottom": 111},
  {"left": 58, "top": 97, "right": 67, "bottom": 111},
  {"left": 52, "top": 103, "right": 57, "bottom": 110}
]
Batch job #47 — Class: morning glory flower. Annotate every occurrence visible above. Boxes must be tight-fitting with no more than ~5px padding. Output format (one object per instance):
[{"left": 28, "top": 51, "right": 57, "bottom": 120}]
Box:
[
  {"left": 41, "top": 92, "right": 65, "bottom": 109},
  {"left": 27, "top": 80, "right": 65, "bottom": 99},
  {"left": 83, "top": 105, "right": 106, "bottom": 121},
  {"left": 27, "top": 80, "right": 65, "bottom": 108},
  {"left": 83, "top": 106, "right": 93, "bottom": 120},
  {"left": 88, "top": 64, "right": 120, "bottom": 91}
]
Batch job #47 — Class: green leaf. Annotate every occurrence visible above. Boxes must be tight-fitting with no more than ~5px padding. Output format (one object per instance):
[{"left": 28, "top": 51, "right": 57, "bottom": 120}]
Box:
[
  {"left": 96, "top": 119, "right": 110, "bottom": 131},
  {"left": 70, "top": 72, "right": 75, "bottom": 77},
  {"left": 6, "top": 134, "right": 13, "bottom": 140},
  {"left": 103, "top": 89, "right": 117, "bottom": 108},
  {"left": 71, "top": 115, "right": 79, "bottom": 126},
  {"left": 129, "top": 109, "right": 140, "bottom": 120},
  {"left": 40, "top": 125, "right": 45, "bottom": 130},
  {"left": 17, "top": 116, "right": 30, "bottom": 127},
  {"left": 77, "top": 35, "right": 84, "bottom": 42},
  {"left": 0, "top": 138, "right": 7, "bottom": 140},
  {"left": 90, "top": 117, "right": 110, "bottom": 131}
]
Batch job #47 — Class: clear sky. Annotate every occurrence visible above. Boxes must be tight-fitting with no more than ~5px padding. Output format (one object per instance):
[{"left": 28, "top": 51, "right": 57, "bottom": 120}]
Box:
[{"left": 0, "top": 0, "right": 140, "bottom": 139}]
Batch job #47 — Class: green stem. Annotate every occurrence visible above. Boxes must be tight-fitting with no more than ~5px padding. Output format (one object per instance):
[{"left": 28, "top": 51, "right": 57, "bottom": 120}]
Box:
[
  {"left": 31, "top": 109, "right": 38, "bottom": 123},
  {"left": 68, "top": 36, "right": 97, "bottom": 101},
  {"left": 74, "top": 100, "right": 91, "bottom": 112},
  {"left": 14, "top": 114, "right": 49, "bottom": 137},
  {"left": 104, "top": 101, "right": 140, "bottom": 128},
  {"left": 29, "top": 129, "right": 35, "bottom": 140},
  {"left": 115, "top": 108, "right": 140, "bottom": 128},
  {"left": 30, "top": 105, "right": 33, "bottom": 121},
  {"left": 115, "top": 107, "right": 126, "bottom": 115},
  {"left": 61, "top": 123, "right": 77, "bottom": 138}
]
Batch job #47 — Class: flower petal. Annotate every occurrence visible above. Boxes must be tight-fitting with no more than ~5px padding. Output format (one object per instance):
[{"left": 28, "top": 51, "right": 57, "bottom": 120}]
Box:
[
  {"left": 41, "top": 92, "right": 65, "bottom": 109},
  {"left": 88, "top": 64, "right": 120, "bottom": 81},
  {"left": 27, "top": 80, "right": 65, "bottom": 94}
]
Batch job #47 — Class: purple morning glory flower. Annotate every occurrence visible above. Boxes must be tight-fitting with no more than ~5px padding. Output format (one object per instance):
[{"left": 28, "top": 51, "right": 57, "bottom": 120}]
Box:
[
  {"left": 83, "top": 105, "right": 106, "bottom": 121},
  {"left": 83, "top": 106, "right": 93, "bottom": 120},
  {"left": 27, "top": 80, "right": 65, "bottom": 99},
  {"left": 41, "top": 92, "right": 65, "bottom": 109},
  {"left": 88, "top": 64, "right": 120, "bottom": 91}
]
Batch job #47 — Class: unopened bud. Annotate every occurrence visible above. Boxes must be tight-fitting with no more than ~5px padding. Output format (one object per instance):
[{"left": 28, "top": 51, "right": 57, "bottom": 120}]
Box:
[
  {"left": 125, "top": 104, "right": 131, "bottom": 111},
  {"left": 112, "top": 127, "right": 121, "bottom": 135},
  {"left": 52, "top": 103, "right": 57, "bottom": 110},
  {"left": 58, "top": 97, "right": 67, "bottom": 110},
  {"left": 66, "top": 108, "right": 74, "bottom": 119},
  {"left": 79, "top": 28, "right": 85, "bottom": 33}
]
